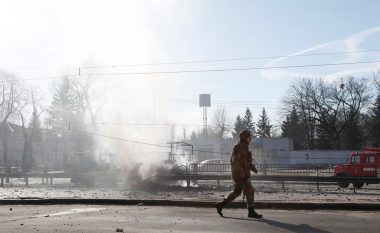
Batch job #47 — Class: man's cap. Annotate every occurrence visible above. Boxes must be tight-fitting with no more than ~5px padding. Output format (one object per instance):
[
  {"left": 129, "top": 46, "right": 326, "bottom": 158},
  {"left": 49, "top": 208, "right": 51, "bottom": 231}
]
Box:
[{"left": 239, "top": 129, "right": 252, "bottom": 141}]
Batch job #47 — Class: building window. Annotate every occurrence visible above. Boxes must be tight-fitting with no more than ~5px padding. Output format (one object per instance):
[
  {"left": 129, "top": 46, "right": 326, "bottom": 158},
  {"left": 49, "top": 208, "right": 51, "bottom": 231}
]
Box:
[
  {"left": 365, "top": 156, "right": 375, "bottom": 163},
  {"left": 351, "top": 155, "right": 360, "bottom": 163}
]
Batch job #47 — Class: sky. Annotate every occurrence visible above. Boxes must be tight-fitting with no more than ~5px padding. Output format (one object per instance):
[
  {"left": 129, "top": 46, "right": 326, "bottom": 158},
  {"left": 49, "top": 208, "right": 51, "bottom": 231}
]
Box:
[{"left": 1, "top": 0, "right": 380, "bottom": 141}]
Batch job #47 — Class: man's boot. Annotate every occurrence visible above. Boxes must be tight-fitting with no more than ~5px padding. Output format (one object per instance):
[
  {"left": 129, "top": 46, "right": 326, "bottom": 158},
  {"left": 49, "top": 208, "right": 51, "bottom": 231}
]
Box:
[
  {"left": 215, "top": 199, "right": 227, "bottom": 217},
  {"left": 248, "top": 207, "right": 262, "bottom": 219}
]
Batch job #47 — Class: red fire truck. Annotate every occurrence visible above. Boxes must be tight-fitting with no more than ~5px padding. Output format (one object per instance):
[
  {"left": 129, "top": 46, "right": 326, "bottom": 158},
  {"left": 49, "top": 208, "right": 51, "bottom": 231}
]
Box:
[{"left": 333, "top": 148, "right": 380, "bottom": 188}]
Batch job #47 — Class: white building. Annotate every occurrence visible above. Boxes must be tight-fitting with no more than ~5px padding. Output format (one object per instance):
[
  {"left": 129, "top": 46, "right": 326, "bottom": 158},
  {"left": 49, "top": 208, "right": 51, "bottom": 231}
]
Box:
[
  {"left": 186, "top": 136, "right": 351, "bottom": 165},
  {"left": 187, "top": 136, "right": 293, "bottom": 164},
  {"left": 289, "top": 150, "right": 351, "bottom": 165},
  {"left": 252, "top": 137, "right": 294, "bottom": 164}
]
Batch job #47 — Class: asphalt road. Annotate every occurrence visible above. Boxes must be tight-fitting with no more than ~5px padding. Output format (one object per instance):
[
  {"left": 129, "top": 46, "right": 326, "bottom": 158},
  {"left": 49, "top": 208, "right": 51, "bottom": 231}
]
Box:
[{"left": 0, "top": 205, "right": 379, "bottom": 233}]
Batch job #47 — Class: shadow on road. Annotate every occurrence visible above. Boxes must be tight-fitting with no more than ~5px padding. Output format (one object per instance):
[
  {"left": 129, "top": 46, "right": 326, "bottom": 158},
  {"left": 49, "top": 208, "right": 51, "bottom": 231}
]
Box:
[{"left": 223, "top": 216, "right": 331, "bottom": 233}]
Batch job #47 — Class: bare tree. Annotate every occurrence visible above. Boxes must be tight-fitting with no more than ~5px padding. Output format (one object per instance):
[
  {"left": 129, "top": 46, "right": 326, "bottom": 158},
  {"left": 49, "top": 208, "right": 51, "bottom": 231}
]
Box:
[
  {"left": 0, "top": 71, "right": 24, "bottom": 163},
  {"left": 16, "top": 91, "right": 44, "bottom": 172},
  {"left": 328, "top": 77, "right": 370, "bottom": 148},
  {"left": 282, "top": 76, "right": 370, "bottom": 149},
  {"left": 372, "top": 70, "right": 380, "bottom": 92},
  {"left": 45, "top": 75, "right": 104, "bottom": 169},
  {"left": 282, "top": 79, "right": 318, "bottom": 149},
  {"left": 15, "top": 91, "right": 31, "bottom": 170},
  {"left": 211, "top": 107, "right": 232, "bottom": 138},
  {"left": 72, "top": 75, "right": 105, "bottom": 123}
]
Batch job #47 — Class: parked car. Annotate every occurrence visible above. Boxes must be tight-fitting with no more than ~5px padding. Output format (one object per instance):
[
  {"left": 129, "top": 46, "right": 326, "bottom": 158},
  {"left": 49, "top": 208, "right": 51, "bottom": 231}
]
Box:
[{"left": 196, "top": 159, "right": 230, "bottom": 175}]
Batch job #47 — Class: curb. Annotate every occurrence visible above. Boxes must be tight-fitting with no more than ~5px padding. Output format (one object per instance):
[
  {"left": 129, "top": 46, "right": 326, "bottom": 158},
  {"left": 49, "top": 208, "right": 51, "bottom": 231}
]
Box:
[{"left": 0, "top": 199, "right": 379, "bottom": 211}]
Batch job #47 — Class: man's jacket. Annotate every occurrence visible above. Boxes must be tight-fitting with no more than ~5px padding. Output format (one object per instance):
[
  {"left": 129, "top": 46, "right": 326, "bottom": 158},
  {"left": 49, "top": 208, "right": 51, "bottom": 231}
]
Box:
[{"left": 230, "top": 142, "right": 257, "bottom": 181}]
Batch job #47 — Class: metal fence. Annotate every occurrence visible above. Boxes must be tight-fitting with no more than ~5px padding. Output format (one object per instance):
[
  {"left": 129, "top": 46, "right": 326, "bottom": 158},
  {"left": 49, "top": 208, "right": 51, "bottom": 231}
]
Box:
[
  {"left": 0, "top": 163, "right": 64, "bottom": 173},
  {"left": 188, "top": 163, "right": 336, "bottom": 175}
]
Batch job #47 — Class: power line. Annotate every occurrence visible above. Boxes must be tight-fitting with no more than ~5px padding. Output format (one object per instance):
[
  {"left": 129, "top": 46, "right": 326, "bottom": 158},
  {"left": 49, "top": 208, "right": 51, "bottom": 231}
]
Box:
[
  {"left": 24, "top": 74, "right": 80, "bottom": 81},
  {"left": 22, "top": 59, "right": 380, "bottom": 81},
  {"left": 171, "top": 99, "right": 281, "bottom": 106},
  {"left": 79, "top": 122, "right": 234, "bottom": 127},
  {"left": 4, "top": 67, "right": 79, "bottom": 71},
  {"left": 215, "top": 100, "right": 280, "bottom": 104},
  {"left": 170, "top": 103, "right": 282, "bottom": 109},
  {"left": 86, "top": 60, "right": 380, "bottom": 77},
  {"left": 72, "top": 128, "right": 351, "bottom": 159},
  {"left": 75, "top": 129, "right": 170, "bottom": 148},
  {"left": 213, "top": 105, "right": 282, "bottom": 110},
  {"left": 169, "top": 99, "right": 282, "bottom": 108},
  {"left": 5, "top": 49, "right": 380, "bottom": 71},
  {"left": 73, "top": 128, "right": 225, "bottom": 155},
  {"left": 83, "top": 49, "right": 380, "bottom": 68}
]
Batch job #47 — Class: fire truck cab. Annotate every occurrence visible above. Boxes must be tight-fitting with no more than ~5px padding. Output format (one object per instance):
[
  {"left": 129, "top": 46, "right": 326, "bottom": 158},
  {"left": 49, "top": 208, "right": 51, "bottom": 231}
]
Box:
[{"left": 333, "top": 148, "right": 380, "bottom": 188}]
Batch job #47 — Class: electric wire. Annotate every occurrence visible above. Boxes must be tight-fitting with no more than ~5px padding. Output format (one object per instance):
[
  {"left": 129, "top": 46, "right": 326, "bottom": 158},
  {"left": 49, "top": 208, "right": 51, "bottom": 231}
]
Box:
[
  {"left": 79, "top": 122, "right": 235, "bottom": 127},
  {"left": 23, "top": 59, "right": 380, "bottom": 80},
  {"left": 83, "top": 49, "right": 380, "bottom": 68},
  {"left": 87, "top": 60, "right": 380, "bottom": 76},
  {"left": 71, "top": 127, "right": 351, "bottom": 160},
  {"left": 6, "top": 49, "right": 380, "bottom": 71}
]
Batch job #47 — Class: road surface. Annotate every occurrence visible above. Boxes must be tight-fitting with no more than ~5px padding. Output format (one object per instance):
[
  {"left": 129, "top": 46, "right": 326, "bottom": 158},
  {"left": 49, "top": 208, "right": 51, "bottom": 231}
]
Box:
[{"left": 0, "top": 205, "right": 379, "bottom": 233}]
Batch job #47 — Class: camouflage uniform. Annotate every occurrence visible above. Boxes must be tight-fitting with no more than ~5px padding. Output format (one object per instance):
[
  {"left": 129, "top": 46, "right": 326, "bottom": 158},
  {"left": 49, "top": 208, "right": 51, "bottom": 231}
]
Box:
[
  {"left": 226, "top": 142, "right": 257, "bottom": 207},
  {"left": 215, "top": 129, "right": 262, "bottom": 218}
]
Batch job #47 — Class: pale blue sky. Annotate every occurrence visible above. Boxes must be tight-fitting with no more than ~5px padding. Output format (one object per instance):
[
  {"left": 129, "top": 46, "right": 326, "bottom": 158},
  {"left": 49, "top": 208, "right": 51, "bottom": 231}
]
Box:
[
  {"left": 163, "top": 0, "right": 380, "bottom": 130},
  {"left": 1, "top": 0, "right": 380, "bottom": 139}
]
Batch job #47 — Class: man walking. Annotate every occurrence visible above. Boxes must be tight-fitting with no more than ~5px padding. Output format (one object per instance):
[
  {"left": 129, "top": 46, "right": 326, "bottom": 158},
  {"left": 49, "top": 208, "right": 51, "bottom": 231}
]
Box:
[{"left": 215, "top": 129, "right": 262, "bottom": 218}]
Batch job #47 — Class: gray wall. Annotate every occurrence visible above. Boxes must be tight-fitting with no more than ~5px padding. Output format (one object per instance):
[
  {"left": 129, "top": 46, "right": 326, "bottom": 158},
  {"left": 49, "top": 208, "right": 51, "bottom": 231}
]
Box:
[{"left": 289, "top": 150, "right": 351, "bottom": 165}]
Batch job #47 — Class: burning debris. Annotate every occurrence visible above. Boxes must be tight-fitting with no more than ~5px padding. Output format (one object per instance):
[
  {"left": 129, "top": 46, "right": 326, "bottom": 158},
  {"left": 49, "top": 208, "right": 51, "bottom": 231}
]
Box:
[{"left": 122, "top": 161, "right": 183, "bottom": 190}]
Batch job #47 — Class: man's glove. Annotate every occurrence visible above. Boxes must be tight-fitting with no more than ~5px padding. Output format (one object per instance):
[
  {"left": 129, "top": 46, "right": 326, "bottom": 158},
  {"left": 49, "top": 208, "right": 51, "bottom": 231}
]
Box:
[{"left": 251, "top": 165, "right": 258, "bottom": 174}]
